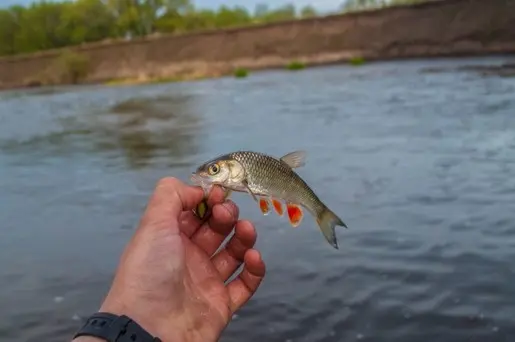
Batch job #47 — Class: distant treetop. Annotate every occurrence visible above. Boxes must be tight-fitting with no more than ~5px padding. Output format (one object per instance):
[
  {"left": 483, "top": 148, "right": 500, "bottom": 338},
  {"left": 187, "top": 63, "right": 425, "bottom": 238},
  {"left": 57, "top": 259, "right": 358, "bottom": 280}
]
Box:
[{"left": 0, "top": 0, "right": 430, "bottom": 57}]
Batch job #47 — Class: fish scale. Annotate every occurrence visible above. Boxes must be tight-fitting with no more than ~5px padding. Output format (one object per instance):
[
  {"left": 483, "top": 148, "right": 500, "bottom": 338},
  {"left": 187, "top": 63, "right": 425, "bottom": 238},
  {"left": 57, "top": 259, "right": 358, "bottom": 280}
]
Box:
[
  {"left": 191, "top": 150, "right": 348, "bottom": 249},
  {"left": 229, "top": 151, "right": 323, "bottom": 214}
]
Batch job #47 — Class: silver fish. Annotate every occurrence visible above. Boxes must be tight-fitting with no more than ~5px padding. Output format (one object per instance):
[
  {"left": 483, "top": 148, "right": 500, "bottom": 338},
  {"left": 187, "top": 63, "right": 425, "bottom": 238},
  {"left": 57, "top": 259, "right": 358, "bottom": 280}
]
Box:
[{"left": 191, "top": 150, "right": 347, "bottom": 249}]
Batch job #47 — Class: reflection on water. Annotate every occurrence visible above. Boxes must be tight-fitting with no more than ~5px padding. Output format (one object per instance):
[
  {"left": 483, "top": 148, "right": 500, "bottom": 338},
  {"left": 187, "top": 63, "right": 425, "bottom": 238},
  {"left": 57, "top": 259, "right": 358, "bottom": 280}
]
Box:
[
  {"left": 1, "top": 56, "right": 515, "bottom": 342},
  {"left": 0, "top": 91, "right": 203, "bottom": 169},
  {"left": 101, "top": 93, "right": 202, "bottom": 168}
]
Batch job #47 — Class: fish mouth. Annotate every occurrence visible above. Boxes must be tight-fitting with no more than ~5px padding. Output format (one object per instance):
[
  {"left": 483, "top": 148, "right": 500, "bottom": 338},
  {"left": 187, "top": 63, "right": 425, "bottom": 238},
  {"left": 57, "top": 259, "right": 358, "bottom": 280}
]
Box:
[
  {"left": 190, "top": 173, "right": 218, "bottom": 198},
  {"left": 190, "top": 173, "right": 212, "bottom": 187}
]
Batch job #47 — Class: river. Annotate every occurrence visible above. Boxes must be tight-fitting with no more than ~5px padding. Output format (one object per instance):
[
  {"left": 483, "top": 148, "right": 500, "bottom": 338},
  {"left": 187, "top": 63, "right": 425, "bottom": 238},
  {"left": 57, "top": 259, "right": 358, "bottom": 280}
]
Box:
[{"left": 1, "top": 56, "right": 515, "bottom": 342}]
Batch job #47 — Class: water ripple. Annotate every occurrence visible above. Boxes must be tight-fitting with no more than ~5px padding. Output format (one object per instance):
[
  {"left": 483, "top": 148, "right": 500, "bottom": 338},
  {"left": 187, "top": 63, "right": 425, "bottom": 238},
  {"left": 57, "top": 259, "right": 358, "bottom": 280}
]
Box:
[{"left": 2, "top": 56, "right": 515, "bottom": 342}]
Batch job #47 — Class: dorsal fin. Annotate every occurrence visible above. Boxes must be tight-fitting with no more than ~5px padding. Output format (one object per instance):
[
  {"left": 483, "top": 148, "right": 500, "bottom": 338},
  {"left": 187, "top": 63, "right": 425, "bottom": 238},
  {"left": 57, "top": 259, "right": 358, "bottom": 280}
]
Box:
[{"left": 280, "top": 150, "right": 307, "bottom": 168}]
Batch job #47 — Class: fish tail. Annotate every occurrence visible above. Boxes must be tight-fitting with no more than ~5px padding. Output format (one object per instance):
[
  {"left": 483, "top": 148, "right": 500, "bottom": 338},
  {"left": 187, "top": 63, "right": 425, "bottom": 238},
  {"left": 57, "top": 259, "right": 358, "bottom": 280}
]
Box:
[{"left": 316, "top": 206, "right": 347, "bottom": 250}]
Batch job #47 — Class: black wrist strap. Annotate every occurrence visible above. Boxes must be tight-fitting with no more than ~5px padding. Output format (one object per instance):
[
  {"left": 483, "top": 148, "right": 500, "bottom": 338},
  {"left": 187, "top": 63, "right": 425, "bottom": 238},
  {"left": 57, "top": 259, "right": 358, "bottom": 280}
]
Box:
[{"left": 73, "top": 312, "right": 162, "bottom": 342}]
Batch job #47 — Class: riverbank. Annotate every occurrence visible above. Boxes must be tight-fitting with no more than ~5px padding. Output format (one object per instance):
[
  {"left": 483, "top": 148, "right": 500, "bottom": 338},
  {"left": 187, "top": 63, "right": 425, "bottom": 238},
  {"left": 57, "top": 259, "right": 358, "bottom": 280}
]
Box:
[
  {"left": 0, "top": 0, "right": 514, "bottom": 91},
  {"left": 99, "top": 54, "right": 364, "bottom": 87}
]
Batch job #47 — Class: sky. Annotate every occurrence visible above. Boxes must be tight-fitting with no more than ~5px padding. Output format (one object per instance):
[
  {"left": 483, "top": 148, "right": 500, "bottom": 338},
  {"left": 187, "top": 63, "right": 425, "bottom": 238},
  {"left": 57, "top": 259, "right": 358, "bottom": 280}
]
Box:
[{"left": 0, "top": 0, "right": 344, "bottom": 12}]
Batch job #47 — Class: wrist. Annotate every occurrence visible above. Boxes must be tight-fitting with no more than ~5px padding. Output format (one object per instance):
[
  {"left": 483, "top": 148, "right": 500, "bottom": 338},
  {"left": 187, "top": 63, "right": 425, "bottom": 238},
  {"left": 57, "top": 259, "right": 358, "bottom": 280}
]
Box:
[
  {"left": 97, "top": 292, "right": 209, "bottom": 342},
  {"left": 98, "top": 298, "right": 181, "bottom": 342},
  {"left": 98, "top": 302, "right": 160, "bottom": 338},
  {"left": 73, "top": 312, "right": 163, "bottom": 342}
]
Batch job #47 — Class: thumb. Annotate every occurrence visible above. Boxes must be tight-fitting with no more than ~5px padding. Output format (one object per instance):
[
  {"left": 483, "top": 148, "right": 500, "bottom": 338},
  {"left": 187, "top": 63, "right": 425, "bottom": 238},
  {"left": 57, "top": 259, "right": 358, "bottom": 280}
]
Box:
[{"left": 140, "top": 177, "right": 204, "bottom": 232}]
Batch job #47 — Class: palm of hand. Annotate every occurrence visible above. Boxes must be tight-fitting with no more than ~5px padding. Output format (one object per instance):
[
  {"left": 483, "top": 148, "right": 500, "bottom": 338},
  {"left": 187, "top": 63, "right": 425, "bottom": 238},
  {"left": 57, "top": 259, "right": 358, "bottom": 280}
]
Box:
[
  {"left": 180, "top": 237, "right": 233, "bottom": 339},
  {"left": 99, "top": 178, "right": 264, "bottom": 342}
]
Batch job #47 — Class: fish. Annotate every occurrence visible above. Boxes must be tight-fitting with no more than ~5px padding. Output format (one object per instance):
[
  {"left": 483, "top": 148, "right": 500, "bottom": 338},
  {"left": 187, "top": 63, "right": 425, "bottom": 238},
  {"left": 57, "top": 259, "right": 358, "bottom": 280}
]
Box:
[{"left": 190, "top": 150, "right": 348, "bottom": 249}]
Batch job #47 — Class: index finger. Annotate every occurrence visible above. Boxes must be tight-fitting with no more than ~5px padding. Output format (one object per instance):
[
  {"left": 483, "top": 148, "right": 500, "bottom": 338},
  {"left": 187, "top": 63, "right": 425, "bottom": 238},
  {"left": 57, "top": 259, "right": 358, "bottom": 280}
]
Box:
[{"left": 140, "top": 177, "right": 204, "bottom": 233}]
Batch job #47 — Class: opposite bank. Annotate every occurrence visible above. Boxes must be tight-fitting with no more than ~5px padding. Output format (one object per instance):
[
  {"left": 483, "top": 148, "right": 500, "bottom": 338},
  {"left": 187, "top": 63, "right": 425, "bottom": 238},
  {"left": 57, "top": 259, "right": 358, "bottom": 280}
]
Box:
[{"left": 0, "top": 0, "right": 514, "bottom": 89}]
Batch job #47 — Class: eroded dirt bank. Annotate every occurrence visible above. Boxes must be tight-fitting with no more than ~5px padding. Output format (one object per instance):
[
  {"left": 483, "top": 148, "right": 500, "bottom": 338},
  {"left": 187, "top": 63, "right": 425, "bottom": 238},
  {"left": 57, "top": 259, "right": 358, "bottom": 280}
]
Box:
[{"left": 0, "top": 0, "right": 514, "bottom": 89}]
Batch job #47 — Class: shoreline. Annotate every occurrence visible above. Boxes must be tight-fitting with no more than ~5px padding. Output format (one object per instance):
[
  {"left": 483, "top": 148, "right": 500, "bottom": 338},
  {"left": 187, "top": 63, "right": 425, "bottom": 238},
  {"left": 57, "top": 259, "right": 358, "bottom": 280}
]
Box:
[
  {"left": 1, "top": 51, "right": 514, "bottom": 93},
  {"left": 97, "top": 52, "right": 515, "bottom": 87},
  {"left": 2, "top": 51, "right": 514, "bottom": 93}
]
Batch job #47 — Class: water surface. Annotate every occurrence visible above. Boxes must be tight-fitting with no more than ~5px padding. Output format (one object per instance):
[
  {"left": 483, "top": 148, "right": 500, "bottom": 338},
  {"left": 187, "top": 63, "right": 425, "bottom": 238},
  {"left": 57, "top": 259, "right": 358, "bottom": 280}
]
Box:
[{"left": 1, "top": 56, "right": 515, "bottom": 342}]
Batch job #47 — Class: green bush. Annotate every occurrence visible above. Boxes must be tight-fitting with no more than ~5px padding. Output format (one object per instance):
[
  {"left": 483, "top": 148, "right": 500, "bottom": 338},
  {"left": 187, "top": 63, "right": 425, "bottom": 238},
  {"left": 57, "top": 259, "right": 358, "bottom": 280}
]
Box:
[
  {"left": 234, "top": 68, "right": 249, "bottom": 78},
  {"left": 287, "top": 61, "right": 305, "bottom": 70},
  {"left": 349, "top": 56, "right": 365, "bottom": 66},
  {"left": 54, "top": 50, "right": 91, "bottom": 84}
]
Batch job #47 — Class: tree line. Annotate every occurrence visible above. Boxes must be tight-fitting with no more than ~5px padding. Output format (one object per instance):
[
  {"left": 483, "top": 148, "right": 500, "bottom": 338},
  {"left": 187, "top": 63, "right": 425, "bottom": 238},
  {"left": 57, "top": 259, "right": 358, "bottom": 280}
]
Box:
[{"left": 0, "top": 0, "right": 426, "bottom": 57}]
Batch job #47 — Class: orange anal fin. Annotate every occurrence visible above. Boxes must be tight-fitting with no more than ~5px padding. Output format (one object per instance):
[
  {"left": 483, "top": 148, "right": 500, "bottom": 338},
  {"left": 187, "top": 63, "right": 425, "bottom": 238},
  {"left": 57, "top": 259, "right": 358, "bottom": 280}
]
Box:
[
  {"left": 272, "top": 198, "right": 284, "bottom": 216},
  {"left": 259, "top": 198, "right": 271, "bottom": 216},
  {"left": 286, "top": 203, "right": 303, "bottom": 227}
]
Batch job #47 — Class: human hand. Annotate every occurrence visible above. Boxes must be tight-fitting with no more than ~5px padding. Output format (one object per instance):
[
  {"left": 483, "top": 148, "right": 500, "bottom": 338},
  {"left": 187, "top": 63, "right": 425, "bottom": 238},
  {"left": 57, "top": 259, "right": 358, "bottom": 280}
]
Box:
[{"left": 75, "top": 177, "right": 266, "bottom": 342}]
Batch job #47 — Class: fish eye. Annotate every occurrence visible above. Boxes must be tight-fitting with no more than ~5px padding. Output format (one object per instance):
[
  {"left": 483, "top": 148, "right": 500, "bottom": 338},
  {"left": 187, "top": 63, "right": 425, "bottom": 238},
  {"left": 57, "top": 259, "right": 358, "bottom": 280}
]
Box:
[{"left": 208, "top": 163, "right": 220, "bottom": 175}]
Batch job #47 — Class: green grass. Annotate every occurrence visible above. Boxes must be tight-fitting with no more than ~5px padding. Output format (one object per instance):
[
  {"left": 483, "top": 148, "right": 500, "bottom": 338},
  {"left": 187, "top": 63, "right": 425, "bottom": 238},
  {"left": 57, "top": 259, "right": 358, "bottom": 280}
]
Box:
[
  {"left": 104, "top": 78, "right": 139, "bottom": 86},
  {"left": 287, "top": 60, "right": 306, "bottom": 70},
  {"left": 234, "top": 68, "right": 249, "bottom": 78},
  {"left": 349, "top": 56, "right": 366, "bottom": 66}
]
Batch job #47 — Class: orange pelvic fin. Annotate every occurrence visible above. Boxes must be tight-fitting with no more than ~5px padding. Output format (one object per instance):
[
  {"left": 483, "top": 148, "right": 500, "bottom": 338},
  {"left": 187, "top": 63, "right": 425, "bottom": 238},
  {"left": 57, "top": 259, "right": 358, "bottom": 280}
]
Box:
[
  {"left": 259, "top": 197, "right": 271, "bottom": 216},
  {"left": 271, "top": 198, "right": 284, "bottom": 216},
  {"left": 286, "top": 203, "right": 303, "bottom": 227}
]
